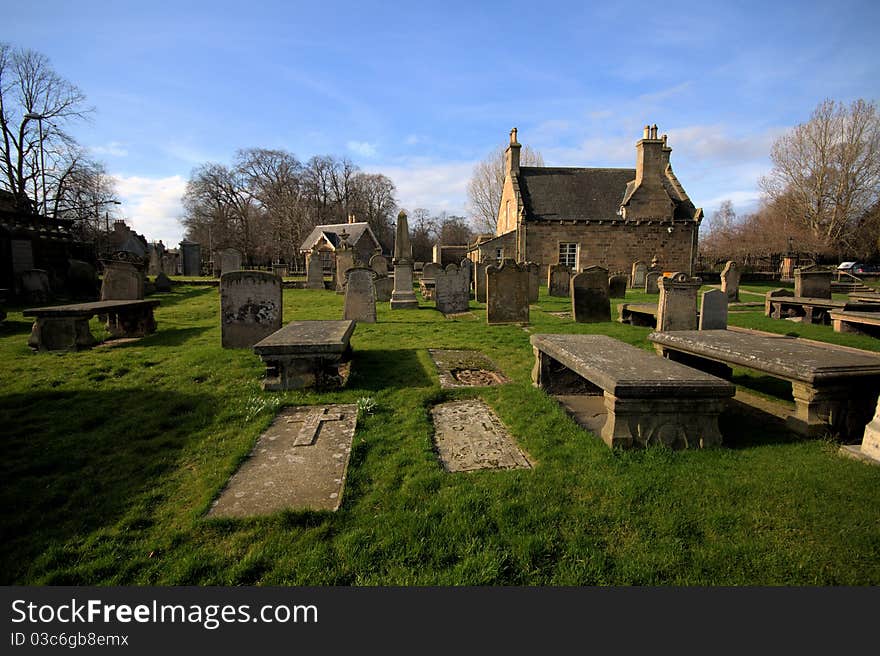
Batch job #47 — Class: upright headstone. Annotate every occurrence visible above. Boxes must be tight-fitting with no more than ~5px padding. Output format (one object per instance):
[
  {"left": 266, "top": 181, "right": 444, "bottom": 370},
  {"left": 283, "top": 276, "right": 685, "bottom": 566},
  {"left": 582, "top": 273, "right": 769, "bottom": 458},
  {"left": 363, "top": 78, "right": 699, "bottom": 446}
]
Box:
[
  {"left": 720, "top": 261, "right": 741, "bottom": 302},
  {"left": 219, "top": 248, "right": 242, "bottom": 275},
  {"left": 475, "top": 262, "right": 488, "bottom": 303},
  {"left": 335, "top": 246, "right": 355, "bottom": 294},
  {"left": 148, "top": 246, "right": 163, "bottom": 276},
  {"left": 547, "top": 264, "right": 571, "bottom": 297},
  {"left": 435, "top": 263, "right": 470, "bottom": 314},
  {"left": 645, "top": 270, "right": 661, "bottom": 294},
  {"left": 100, "top": 262, "right": 143, "bottom": 300},
  {"left": 608, "top": 274, "right": 628, "bottom": 299},
  {"left": 631, "top": 261, "right": 647, "bottom": 289},
  {"left": 420, "top": 262, "right": 441, "bottom": 299},
  {"left": 180, "top": 241, "right": 201, "bottom": 276},
  {"left": 390, "top": 211, "right": 418, "bottom": 309},
  {"left": 571, "top": 266, "right": 611, "bottom": 323},
  {"left": 154, "top": 271, "right": 173, "bottom": 293},
  {"left": 220, "top": 271, "right": 282, "bottom": 348},
  {"left": 66, "top": 259, "right": 99, "bottom": 299},
  {"left": 373, "top": 274, "right": 393, "bottom": 302},
  {"left": 794, "top": 269, "right": 832, "bottom": 299},
  {"left": 526, "top": 262, "right": 539, "bottom": 303},
  {"left": 20, "top": 269, "right": 51, "bottom": 304},
  {"left": 486, "top": 259, "right": 529, "bottom": 324},
  {"left": 699, "top": 289, "right": 728, "bottom": 330},
  {"left": 459, "top": 258, "right": 473, "bottom": 297},
  {"left": 370, "top": 254, "right": 388, "bottom": 276},
  {"left": 343, "top": 267, "right": 377, "bottom": 323},
  {"left": 656, "top": 272, "right": 702, "bottom": 331},
  {"left": 306, "top": 249, "right": 325, "bottom": 289}
]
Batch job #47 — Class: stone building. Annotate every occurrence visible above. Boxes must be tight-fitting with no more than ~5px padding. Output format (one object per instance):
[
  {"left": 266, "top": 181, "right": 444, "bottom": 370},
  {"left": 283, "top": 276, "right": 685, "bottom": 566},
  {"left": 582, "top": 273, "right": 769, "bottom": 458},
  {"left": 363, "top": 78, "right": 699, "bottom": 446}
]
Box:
[
  {"left": 470, "top": 126, "right": 703, "bottom": 279},
  {"left": 298, "top": 216, "right": 382, "bottom": 274}
]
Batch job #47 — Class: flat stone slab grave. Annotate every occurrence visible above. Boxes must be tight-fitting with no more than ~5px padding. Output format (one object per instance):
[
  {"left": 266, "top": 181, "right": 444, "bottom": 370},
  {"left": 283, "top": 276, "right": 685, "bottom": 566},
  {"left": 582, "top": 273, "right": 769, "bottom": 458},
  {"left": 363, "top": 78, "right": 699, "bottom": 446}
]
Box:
[
  {"left": 428, "top": 349, "right": 510, "bottom": 388},
  {"left": 431, "top": 399, "right": 532, "bottom": 472},
  {"left": 209, "top": 404, "right": 358, "bottom": 517}
]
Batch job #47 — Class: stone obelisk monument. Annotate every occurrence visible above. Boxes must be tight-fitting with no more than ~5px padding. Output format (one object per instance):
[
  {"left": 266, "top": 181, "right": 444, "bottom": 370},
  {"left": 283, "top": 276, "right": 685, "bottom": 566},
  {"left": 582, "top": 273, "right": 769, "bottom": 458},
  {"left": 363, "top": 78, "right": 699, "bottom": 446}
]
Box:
[{"left": 390, "top": 210, "right": 418, "bottom": 309}]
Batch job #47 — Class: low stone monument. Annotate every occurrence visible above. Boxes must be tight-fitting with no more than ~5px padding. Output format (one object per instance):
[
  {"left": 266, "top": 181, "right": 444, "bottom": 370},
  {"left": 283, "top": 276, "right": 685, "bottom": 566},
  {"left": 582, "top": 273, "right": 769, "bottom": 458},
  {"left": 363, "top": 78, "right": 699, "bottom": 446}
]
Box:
[
  {"left": 608, "top": 273, "right": 628, "bottom": 299},
  {"left": 220, "top": 270, "right": 282, "bottom": 348},
  {"left": 645, "top": 270, "right": 661, "bottom": 294},
  {"left": 100, "top": 262, "right": 143, "bottom": 301},
  {"left": 764, "top": 288, "right": 795, "bottom": 316},
  {"left": 720, "top": 261, "right": 741, "bottom": 302},
  {"left": 390, "top": 210, "right": 418, "bottom": 309},
  {"left": 548, "top": 264, "right": 571, "bottom": 297},
  {"left": 571, "top": 266, "right": 611, "bottom": 322},
  {"left": 219, "top": 248, "right": 242, "bottom": 275},
  {"left": 474, "top": 262, "right": 488, "bottom": 303},
  {"left": 656, "top": 272, "right": 702, "bottom": 331},
  {"left": 306, "top": 249, "right": 325, "bottom": 289},
  {"left": 699, "top": 289, "right": 728, "bottom": 330},
  {"left": 794, "top": 268, "right": 832, "bottom": 299},
  {"left": 486, "top": 259, "right": 528, "bottom": 324},
  {"left": 343, "top": 267, "right": 376, "bottom": 323},
  {"left": 526, "top": 261, "right": 539, "bottom": 303},
  {"left": 631, "top": 261, "right": 647, "bottom": 289},
  {"left": 373, "top": 274, "right": 393, "bottom": 302},
  {"left": 435, "top": 263, "right": 470, "bottom": 314}
]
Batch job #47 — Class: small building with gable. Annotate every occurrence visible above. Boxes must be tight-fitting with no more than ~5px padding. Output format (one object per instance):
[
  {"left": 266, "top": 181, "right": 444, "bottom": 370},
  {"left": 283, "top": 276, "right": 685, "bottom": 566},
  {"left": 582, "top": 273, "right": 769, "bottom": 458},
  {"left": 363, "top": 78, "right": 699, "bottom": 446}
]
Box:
[{"left": 298, "top": 215, "right": 382, "bottom": 272}]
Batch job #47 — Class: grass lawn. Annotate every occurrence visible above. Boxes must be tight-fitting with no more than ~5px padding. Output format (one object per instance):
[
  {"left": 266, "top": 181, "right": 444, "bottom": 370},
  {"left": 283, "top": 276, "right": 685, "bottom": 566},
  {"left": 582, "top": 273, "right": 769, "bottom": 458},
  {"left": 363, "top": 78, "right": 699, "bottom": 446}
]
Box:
[{"left": 1, "top": 281, "right": 879, "bottom": 585}]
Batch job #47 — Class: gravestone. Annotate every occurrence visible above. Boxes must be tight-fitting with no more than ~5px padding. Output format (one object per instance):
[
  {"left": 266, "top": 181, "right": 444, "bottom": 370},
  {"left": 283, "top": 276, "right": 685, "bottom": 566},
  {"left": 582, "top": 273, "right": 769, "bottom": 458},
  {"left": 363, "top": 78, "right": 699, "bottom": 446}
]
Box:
[
  {"left": 571, "top": 266, "right": 611, "bottom": 323},
  {"left": 420, "top": 262, "right": 442, "bottom": 300},
  {"left": 370, "top": 254, "right": 388, "bottom": 275},
  {"left": 154, "top": 271, "right": 173, "bottom": 293},
  {"left": 656, "top": 272, "right": 702, "bottom": 331},
  {"left": 608, "top": 274, "right": 628, "bottom": 299},
  {"left": 100, "top": 262, "right": 143, "bottom": 300},
  {"left": 526, "top": 262, "right": 539, "bottom": 303},
  {"left": 390, "top": 211, "right": 418, "bottom": 309},
  {"left": 631, "top": 261, "right": 647, "bottom": 289},
  {"left": 645, "top": 270, "right": 661, "bottom": 294},
  {"left": 343, "top": 267, "right": 376, "bottom": 323},
  {"left": 219, "top": 248, "right": 242, "bottom": 275},
  {"left": 856, "top": 396, "right": 880, "bottom": 462},
  {"left": 794, "top": 269, "right": 832, "bottom": 299},
  {"left": 66, "top": 259, "right": 99, "bottom": 299},
  {"left": 720, "top": 261, "right": 740, "bottom": 302},
  {"left": 373, "top": 275, "right": 393, "bottom": 302},
  {"left": 486, "top": 259, "right": 529, "bottom": 324},
  {"left": 474, "top": 262, "right": 488, "bottom": 303},
  {"left": 148, "top": 246, "right": 163, "bottom": 276},
  {"left": 548, "top": 264, "right": 571, "bottom": 297},
  {"left": 335, "top": 248, "right": 355, "bottom": 294},
  {"left": 20, "top": 269, "right": 51, "bottom": 304},
  {"left": 220, "top": 270, "right": 282, "bottom": 348},
  {"left": 180, "top": 241, "right": 201, "bottom": 276},
  {"left": 699, "top": 289, "right": 728, "bottom": 330},
  {"left": 434, "top": 263, "right": 470, "bottom": 315},
  {"left": 306, "top": 249, "right": 325, "bottom": 289},
  {"left": 459, "top": 258, "right": 473, "bottom": 297}
]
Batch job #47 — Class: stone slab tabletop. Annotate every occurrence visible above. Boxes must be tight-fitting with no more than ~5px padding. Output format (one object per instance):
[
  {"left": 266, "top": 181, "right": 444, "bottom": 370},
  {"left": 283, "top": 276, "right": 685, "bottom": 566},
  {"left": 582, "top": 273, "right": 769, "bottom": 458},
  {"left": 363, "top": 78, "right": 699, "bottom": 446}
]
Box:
[
  {"left": 252, "top": 320, "right": 356, "bottom": 356},
  {"left": 829, "top": 310, "right": 880, "bottom": 324},
  {"left": 23, "top": 299, "right": 160, "bottom": 317},
  {"left": 648, "top": 329, "right": 880, "bottom": 383},
  {"left": 530, "top": 333, "right": 734, "bottom": 398},
  {"left": 773, "top": 296, "right": 880, "bottom": 311},
  {"left": 620, "top": 303, "right": 658, "bottom": 316}
]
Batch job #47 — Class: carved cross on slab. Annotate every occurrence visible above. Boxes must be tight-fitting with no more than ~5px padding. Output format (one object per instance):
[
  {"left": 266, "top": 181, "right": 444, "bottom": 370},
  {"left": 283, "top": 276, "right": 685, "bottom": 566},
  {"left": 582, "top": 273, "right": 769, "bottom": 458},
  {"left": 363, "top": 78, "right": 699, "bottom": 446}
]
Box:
[{"left": 291, "top": 406, "right": 344, "bottom": 446}]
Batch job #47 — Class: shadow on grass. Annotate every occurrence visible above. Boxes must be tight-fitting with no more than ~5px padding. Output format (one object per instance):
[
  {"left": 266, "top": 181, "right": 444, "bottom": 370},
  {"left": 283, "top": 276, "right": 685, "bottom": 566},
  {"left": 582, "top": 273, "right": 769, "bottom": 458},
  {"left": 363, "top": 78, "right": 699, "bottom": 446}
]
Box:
[
  {"left": 108, "top": 326, "right": 211, "bottom": 349},
  {"left": 348, "top": 348, "right": 434, "bottom": 390},
  {"left": 147, "top": 286, "right": 216, "bottom": 308},
  {"left": 0, "top": 317, "right": 33, "bottom": 336},
  {"left": 731, "top": 373, "right": 794, "bottom": 402},
  {"left": 0, "top": 389, "right": 218, "bottom": 584},
  {"left": 720, "top": 398, "right": 802, "bottom": 449}
]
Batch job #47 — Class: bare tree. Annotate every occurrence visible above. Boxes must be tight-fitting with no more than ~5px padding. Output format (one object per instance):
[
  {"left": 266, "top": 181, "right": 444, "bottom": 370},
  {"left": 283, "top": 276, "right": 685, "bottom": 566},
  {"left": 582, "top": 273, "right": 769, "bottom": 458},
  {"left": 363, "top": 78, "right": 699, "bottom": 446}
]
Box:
[
  {"left": 350, "top": 172, "right": 397, "bottom": 252},
  {"left": 0, "top": 42, "right": 91, "bottom": 214},
  {"left": 760, "top": 98, "right": 880, "bottom": 255},
  {"left": 467, "top": 143, "right": 543, "bottom": 233}
]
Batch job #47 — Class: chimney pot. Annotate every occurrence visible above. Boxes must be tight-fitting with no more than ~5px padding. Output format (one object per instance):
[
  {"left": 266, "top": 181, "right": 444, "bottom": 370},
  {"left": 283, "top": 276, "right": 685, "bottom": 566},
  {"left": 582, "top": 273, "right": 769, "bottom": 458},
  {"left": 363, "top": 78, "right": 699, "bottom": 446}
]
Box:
[{"left": 643, "top": 125, "right": 650, "bottom": 139}]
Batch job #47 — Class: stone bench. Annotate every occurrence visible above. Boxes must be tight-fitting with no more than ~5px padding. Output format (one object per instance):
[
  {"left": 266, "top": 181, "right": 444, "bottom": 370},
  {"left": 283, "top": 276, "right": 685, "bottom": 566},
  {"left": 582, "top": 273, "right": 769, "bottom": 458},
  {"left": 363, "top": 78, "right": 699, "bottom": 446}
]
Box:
[
  {"left": 764, "top": 292, "right": 880, "bottom": 325},
  {"left": 648, "top": 329, "right": 880, "bottom": 439},
  {"left": 829, "top": 310, "right": 880, "bottom": 337},
  {"left": 530, "top": 333, "right": 735, "bottom": 449},
  {"left": 23, "top": 299, "right": 160, "bottom": 352},
  {"left": 617, "top": 302, "right": 658, "bottom": 327},
  {"left": 252, "top": 320, "right": 356, "bottom": 391}
]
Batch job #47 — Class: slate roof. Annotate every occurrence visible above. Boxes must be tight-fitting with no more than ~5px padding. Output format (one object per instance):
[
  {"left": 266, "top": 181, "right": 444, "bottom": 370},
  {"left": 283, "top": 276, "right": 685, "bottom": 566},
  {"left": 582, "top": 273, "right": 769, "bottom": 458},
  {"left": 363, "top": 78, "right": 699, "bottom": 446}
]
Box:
[{"left": 299, "top": 222, "right": 379, "bottom": 252}]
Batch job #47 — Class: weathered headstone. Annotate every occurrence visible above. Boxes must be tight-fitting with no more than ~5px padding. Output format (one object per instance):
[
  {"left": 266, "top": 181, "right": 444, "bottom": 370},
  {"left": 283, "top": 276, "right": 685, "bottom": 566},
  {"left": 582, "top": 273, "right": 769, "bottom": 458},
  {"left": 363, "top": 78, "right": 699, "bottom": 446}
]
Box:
[
  {"left": 154, "top": 271, "right": 173, "bottom": 293},
  {"left": 571, "top": 266, "right": 611, "bottom": 323},
  {"left": 420, "top": 262, "right": 442, "bottom": 300},
  {"left": 475, "top": 262, "right": 488, "bottom": 303},
  {"left": 459, "top": 258, "right": 473, "bottom": 297},
  {"left": 720, "top": 261, "right": 741, "bottom": 302},
  {"left": 148, "top": 246, "right": 163, "bottom": 276},
  {"left": 180, "top": 240, "right": 201, "bottom": 276},
  {"left": 645, "top": 270, "right": 661, "bottom": 294},
  {"left": 608, "top": 274, "right": 628, "bottom": 299},
  {"left": 20, "top": 269, "right": 51, "bottom": 304},
  {"left": 373, "top": 275, "right": 393, "bottom": 302},
  {"left": 66, "top": 259, "right": 99, "bottom": 299},
  {"left": 794, "top": 268, "right": 832, "bottom": 299},
  {"left": 656, "top": 272, "right": 702, "bottom": 331},
  {"left": 334, "top": 247, "right": 355, "bottom": 294},
  {"left": 306, "top": 249, "right": 325, "bottom": 289},
  {"left": 435, "top": 263, "right": 470, "bottom": 314},
  {"left": 857, "top": 396, "right": 880, "bottom": 462},
  {"left": 220, "top": 270, "right": 282, "bottom": 348},
  {"left": 343, "top": 267, "right": 376, "bottom": 323},
  {"left": 369, "top": 254, "right": 388, "bottom": 275},
  {"left": 219, "top": 248, "right": 242, "bottom": 275},
  {"left": 100, "top": 262, "right": 143, "bottom": 301},
  {"left": 486, "top": 259, "right": 529, "bottom": 324},
  {"left": 526, "top": 262, "right": 540, "bottom": 303},
  {"left": 699, "top": 288, "right": 728, "bottom": 330},
  {"left": 390, "top": 211, "right": 419, "bottom": 309},
  {"left": 631, "top": 261, "right": 647, "bottom": 289},
  {"left": 548, "top": 264, "right": 571, "bottom": 297}
]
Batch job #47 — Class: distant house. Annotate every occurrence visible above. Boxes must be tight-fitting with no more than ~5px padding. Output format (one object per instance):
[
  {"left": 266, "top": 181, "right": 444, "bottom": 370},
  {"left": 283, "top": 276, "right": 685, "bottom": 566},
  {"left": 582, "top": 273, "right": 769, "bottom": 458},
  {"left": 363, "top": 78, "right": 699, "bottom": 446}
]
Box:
[
  {"left": 471, "top": 126, "right": 704, "bottom": 279},
  {"left": 299, "top": 217, "right": 382, "bottom": 271}
]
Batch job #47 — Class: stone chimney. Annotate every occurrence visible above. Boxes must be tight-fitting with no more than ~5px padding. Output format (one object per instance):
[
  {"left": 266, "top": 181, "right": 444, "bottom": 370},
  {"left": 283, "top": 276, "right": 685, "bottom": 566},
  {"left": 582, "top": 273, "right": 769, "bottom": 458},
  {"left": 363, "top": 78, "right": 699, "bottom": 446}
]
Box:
[
  {"left": 505, "top": 127, "right": 521, "bottom": 176},
  {"left": 620, "top": 124, "right": 675, "bottom": 220},
  {"left": 634, "top": 123, "right": 664, "bottom": 189},
  {"left": 347, "top": 212, "right": 356, "bottom": 224}
]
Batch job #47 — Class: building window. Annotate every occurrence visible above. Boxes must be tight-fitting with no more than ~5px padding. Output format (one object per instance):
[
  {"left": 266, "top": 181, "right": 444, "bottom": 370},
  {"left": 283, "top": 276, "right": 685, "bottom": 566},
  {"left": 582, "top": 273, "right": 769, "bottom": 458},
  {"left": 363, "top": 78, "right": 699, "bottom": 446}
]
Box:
[
  {"left": 559, "top": 242, "right": 578, "bottom": 269},
  {"left": 495, "top": 247, "right": 504, "bottom": 262}
]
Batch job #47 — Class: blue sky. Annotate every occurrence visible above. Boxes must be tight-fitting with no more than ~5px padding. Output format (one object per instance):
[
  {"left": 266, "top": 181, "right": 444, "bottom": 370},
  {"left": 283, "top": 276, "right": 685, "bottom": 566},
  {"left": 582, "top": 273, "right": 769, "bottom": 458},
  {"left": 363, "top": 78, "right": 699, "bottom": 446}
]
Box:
[{"left": 4, "top": 0, "right": 879, "bottom": 245}]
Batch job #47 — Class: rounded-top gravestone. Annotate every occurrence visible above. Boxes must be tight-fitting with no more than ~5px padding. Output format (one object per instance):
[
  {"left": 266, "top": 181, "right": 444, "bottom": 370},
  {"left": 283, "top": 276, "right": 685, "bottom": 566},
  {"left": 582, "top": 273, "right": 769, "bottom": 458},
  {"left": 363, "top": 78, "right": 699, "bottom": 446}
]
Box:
[
  {"left": 571, "top": 266, "right": 611, "bottom": 322},
  {"left": 220, "top": 270, "right": 282, "bottom": 348}
]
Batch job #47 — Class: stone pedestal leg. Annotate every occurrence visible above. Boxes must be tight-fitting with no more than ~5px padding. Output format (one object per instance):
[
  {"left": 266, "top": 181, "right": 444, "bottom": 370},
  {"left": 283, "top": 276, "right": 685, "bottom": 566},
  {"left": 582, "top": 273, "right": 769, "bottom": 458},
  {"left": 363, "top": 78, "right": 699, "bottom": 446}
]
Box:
[
  {"left": 28, "top": 317, "right": 96, "bottom": 352},
  {"left": 601, "top": 394, "right": 726, "bottom": 450},
  {"left": 787, "top": 382, "right": 879, "bottom": 440}
]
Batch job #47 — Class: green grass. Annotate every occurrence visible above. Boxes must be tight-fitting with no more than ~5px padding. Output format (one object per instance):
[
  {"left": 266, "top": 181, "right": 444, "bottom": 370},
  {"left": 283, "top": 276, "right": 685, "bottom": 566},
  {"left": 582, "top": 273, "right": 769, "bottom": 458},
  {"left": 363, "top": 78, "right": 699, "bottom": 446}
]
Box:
[{"left": 1, "top": 283, "right": 879, "bottom": 585}]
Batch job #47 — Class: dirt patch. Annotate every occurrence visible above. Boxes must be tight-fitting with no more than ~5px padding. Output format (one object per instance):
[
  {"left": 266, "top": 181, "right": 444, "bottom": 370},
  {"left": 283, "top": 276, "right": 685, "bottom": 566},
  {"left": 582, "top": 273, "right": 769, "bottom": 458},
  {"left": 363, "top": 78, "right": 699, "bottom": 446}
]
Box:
[{"left": 428, "top": 349, "right": 509, "bottom": 388}]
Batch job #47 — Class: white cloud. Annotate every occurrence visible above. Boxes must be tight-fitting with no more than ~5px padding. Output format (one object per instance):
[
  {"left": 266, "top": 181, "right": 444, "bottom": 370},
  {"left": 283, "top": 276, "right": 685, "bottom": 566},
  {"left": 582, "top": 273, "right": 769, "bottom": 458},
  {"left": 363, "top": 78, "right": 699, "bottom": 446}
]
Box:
[
  {"left": 347, "top": 140, "right": 377, "bottom": 157},
  {"left": 112, "top": 174, "right": 188, "bottom": 246},
  {"left": 371, "top": 159, "right": 474, "bottom": 217},
  {"left": 90, "top": 141, "right": 128, "bottom": 157}
]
